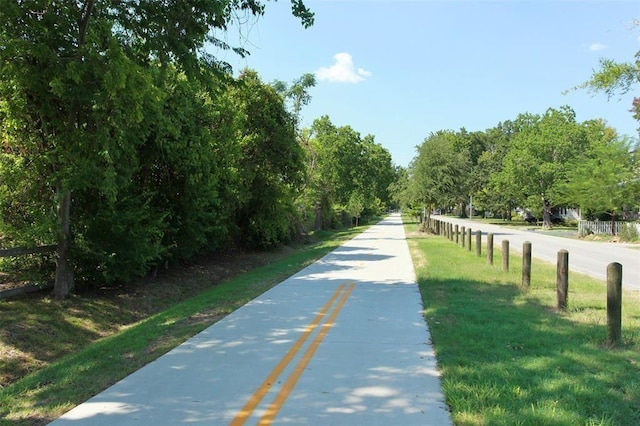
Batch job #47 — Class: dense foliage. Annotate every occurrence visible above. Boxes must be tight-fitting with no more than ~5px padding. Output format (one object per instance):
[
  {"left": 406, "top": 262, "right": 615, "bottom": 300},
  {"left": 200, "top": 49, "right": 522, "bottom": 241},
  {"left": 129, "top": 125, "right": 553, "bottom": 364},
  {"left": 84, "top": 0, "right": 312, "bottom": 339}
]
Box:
[
  {"left": 301, "top": 116, "right": 396, "bottom": 230},
  {"left": 402, "top": 106, "right": 639, "bottom": 229},
  {"left": 403, "top": 31, "right": 640, "bottom": 228},
  {"left": 0, "top": 1, "right": 397, "bottom": 295}
]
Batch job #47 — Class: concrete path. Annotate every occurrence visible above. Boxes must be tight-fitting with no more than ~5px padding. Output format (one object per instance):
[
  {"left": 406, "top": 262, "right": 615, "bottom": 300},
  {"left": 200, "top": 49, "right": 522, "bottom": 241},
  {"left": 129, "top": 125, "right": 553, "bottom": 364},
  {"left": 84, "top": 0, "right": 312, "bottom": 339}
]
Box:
[
  {"left": 433, "top": 216, "right": 640, "bottom": 292},
  {"left": 51, "top": 214, "right": 451, "bottom": 425}
]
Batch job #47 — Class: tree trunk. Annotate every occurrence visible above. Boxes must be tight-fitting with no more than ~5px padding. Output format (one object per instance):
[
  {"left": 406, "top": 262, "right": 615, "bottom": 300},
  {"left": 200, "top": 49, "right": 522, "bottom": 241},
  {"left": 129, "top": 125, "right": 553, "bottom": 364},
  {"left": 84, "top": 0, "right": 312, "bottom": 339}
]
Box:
[
  {"left": 611, "top": 210, "right": 617, "bottom": 236},
  {"left": 541, "top": 195, "right": 552, "bottom": 229},
  {"left": 420, "top": 205, "right": 432, "bottom": 232},
  {"left": 314, "top": 201, "right": 323, "bottom": 230},
  {"left": 53, "top": 186, "right": 73, "bottom": 299},
  {"left": 50, "top": 2, "right": 94, "bottom": 299},
  {"left": 460, "top": 201, "right": 468, "bottom": 218}
]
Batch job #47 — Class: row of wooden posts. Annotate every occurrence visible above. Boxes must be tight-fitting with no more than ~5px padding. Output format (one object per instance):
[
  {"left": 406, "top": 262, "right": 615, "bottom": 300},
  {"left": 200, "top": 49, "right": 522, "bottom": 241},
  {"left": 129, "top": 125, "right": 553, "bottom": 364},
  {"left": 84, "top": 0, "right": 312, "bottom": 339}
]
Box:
[{"left": 428, "top": 217, "right": 624, "bottom": 347}]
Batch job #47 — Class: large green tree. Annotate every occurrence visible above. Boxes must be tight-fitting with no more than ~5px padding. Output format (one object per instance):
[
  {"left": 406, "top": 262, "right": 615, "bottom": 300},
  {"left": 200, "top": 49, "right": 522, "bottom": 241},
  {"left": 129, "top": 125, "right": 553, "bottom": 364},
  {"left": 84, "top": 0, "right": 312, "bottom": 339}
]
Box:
[
  {"left": 228, "top": 69, "right": 305, "bottom": 246},
  {"left": 573, "top": 44, "right": 640, "bottom": 132},
  {"left": 408, "top": 130, "right": 470, "bottom": 229},
  {"left": 473, "top": 121, "right": 522, "bottom": 219},
  {"left": 302, "top": 116, "right": 395, "bottom": 229},
  {"left": 490, "top": 106, "right": 599, "bottom": 229},
  {"left": 557, "top": 133, "right": 637, "bottom": 233},
  {"left": 0, "top": 0, "right": 313, "bottom": 297}
]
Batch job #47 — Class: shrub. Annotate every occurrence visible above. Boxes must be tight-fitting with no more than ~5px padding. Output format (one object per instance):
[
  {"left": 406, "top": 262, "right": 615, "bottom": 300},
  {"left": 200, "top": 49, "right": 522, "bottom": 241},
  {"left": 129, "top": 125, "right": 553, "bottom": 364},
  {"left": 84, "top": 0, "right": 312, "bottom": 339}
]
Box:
[{"left": 619, "top": 222, "right": 639, "bottom": 242}]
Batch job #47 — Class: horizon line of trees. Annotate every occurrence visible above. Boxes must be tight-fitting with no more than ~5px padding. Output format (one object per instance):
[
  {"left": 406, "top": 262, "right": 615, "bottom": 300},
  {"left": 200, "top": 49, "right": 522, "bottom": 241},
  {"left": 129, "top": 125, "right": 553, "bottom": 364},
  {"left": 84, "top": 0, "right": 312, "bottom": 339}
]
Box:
[
  {"left": 397, "top": 105, "right": 639, "bottom": 230},
  {"left": 0, "top": 2, "right": 397, "bottom": 297},
  {"left": 398, "top": 34, "right": 640, "bottom": 232}
]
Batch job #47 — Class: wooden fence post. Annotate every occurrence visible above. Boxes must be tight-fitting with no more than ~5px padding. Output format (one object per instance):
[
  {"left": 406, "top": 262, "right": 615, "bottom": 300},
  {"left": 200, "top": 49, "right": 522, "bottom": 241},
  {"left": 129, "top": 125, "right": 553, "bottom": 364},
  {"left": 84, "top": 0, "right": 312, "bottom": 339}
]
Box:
[
  {"left": 487, "top": 233, "right": 494, "bottom": 265},
  {"left": 522, "top": 241, "right": 532, "bottom": 289},
  {"left": 475, "top": 230, "right": 482, "bottom": 256},
  {"left": 607, "top": 262, "right": 623, "bottom": 347},
  {"left": 466, "top": 228, "right": 472, "bottom": 251},
  {"left": 461, "top": 227, "right": 466, "bottom": 247},
  {"left": 455, "top": 225, "right": 459, "bottom": 244},
  {"left": 502, "top": 240, "right": 509, "bottom": 272},
  {"left": 556, "top": 250, "right": 569, "bottom": 310}
]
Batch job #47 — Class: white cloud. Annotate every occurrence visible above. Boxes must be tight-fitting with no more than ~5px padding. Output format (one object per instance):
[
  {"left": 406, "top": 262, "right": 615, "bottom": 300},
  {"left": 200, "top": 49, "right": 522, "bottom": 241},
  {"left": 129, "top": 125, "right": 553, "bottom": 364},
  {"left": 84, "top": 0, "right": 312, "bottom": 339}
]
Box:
[
  {"left": 588, "top": 42, "right": 607, "bottom": 51},
  {"left": 316, "top": 53, "right": 371, "bottom": 83}
]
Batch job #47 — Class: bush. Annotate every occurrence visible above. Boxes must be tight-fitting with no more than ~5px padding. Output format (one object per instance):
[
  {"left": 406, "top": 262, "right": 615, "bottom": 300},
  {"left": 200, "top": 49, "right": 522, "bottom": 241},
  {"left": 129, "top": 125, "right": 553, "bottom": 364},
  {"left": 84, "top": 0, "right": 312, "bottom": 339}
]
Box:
[{"left": 619, "top": 222, "right": 639, "bottom": 242}]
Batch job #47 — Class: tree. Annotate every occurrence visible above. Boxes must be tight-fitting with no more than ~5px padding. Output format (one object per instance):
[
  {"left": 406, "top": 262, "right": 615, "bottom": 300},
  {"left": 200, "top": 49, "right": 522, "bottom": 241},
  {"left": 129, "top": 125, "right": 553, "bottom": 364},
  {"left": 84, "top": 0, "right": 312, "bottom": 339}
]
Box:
[
  {"left": 557, "top": 135, "right": 638, "bottom": 234},
  {"left": 228, "top": 69, "right": 305, "bottom": 247},
  {"left": 272, "top": 73, "right": 317, "bottom": 129},
  {"left": 490, "top": 107, "right": 593, "bottom": 229},
  {"left": 473, "top": 121, "right": 522, "bottom": 219},
  {"left": 573, "top": 48, "right": 640, "bottom": 133},
  {"left": 571, "top": 30, "right": 640, "bottom": 220},
  {"left": 388, "top": 166, "right": 409, "bottom": 212},
  {"left": 360, "top": 135, "right": 396, "bottom": 212},
  {"left": 0, "top": 0, "right": 313, "bottom": 297},
  {"left": 346, "top": 192, "right": 365, "bottom": 226},
  {"left": 302, "top": 116, "right": 395, "bottom": 230},
  {"left": 408, "top": 131, "right": 470, "bottom": 230},
  {"left": 450, "top": 129, "right": 486, "bottom": 216}
]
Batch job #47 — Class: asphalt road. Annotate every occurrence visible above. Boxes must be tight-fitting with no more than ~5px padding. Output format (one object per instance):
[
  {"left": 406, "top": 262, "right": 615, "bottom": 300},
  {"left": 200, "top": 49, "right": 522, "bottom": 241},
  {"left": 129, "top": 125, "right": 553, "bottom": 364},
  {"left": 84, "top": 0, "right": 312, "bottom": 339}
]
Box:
[
  {"left": 50, "top": 214, "right": 451, "bottom": 425},
  {"left": 432, "top": 215, "right": 640, "bottom": 292}
]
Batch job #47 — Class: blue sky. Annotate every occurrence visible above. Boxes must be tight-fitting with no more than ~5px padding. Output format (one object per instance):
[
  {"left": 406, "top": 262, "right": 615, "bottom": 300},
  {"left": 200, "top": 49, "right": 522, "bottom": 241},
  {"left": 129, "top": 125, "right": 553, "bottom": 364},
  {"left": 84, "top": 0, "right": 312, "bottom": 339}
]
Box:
[{"left": 220, "top": 0, "right": 640, "bottom": 167}]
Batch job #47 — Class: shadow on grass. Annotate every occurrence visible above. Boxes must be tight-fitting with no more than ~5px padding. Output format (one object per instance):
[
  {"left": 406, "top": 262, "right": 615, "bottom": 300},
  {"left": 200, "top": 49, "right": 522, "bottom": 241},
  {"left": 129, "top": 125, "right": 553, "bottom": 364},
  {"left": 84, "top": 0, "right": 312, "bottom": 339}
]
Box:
[
  {"left": 412, "top": 239, "right": 640, "bottom": 425},
  {"left": 0, "top": 225, "right": 367, "bottom": 425}
]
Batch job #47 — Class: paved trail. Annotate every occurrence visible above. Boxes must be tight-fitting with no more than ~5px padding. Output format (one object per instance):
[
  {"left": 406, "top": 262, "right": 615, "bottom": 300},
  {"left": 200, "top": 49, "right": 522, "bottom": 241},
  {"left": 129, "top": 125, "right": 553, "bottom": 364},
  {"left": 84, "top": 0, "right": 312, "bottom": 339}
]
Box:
[
  {"left": 51, "top": 214, "right": 451, "bottom": 425},
  {"left": 434, "top": 216, "right": 640, "bottom": 292}
]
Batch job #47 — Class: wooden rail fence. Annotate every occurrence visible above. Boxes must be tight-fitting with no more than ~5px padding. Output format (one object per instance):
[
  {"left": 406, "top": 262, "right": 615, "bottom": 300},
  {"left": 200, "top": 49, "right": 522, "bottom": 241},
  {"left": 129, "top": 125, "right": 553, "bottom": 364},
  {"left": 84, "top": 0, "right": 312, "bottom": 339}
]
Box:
[{"left": 0, "top": 245, "right": 56, "bottom": 299}]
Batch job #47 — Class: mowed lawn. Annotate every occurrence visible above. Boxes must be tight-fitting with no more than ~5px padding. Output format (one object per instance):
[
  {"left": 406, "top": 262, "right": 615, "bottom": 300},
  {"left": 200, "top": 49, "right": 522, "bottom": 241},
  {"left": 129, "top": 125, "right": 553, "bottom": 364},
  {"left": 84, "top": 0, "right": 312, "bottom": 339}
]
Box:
[{"left": 405, "top": 219, "right": 640, "bottom": 425}]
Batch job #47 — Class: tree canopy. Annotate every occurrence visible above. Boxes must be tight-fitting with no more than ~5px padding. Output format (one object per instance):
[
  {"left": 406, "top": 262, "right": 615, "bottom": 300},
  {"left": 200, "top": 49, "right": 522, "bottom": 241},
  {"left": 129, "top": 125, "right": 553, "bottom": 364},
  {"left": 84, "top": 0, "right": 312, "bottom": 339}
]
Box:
[
  {"left": 0, "top": 0, "right": 317, "bottom": 296},
  {"left": 400, "top": 106, "right": 639, "bottom": 230}
]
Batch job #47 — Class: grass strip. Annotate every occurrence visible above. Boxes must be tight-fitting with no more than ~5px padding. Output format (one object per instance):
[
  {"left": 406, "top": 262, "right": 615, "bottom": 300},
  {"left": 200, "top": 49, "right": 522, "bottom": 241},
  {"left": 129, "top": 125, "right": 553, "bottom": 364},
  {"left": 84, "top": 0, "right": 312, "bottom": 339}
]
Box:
[
  {"left": 0, "top": 225, "right": 366, "bottom": 425},
  {"left": 404, "top": 219, "right": 640, "bottom": 426}
]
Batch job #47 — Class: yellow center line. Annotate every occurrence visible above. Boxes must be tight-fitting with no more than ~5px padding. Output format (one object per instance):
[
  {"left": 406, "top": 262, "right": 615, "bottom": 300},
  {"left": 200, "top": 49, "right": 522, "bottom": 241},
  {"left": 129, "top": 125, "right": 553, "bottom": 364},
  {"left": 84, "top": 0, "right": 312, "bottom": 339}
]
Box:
[
  {"left": 229, "top": 283, "right": 348, "bottom": 426},
  {"left": 258, "top": 282, "right": 356, "bottom": 425}
]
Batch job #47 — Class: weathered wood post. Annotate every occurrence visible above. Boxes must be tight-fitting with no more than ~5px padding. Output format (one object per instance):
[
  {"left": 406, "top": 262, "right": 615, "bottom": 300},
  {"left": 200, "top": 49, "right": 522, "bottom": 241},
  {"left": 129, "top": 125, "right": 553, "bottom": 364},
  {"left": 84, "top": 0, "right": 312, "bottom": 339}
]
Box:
[
  {"left": 455, "top": 225, "right": 459, "bottom": 244},
  {"left": 556, "top": 250, "right": 569, "bottom": 310},
  {"left": 522, "top": 241, "right": 532, "bottom": 289},
  {"left": 461, "top": 226, "right": 466, "bottom": 247},
  {"left": 607, "top": 262, "right": 623, "bottom": 347},
  {"left": 449, "top": 223, "right": 453, "bottom": 241},
  {"left": 466, "top": 228, "right": 472, "bottom": 251},
  {"left": 487, "top": 233, "right": 494, "bottom": 265},
  {"left": 475, "top": 230, "right": 482, "bottom": 256},
  {"left": 502, "top": 240, "right": 509, "bottom": 272},
  {"left": 435, "top": 219, "right": 440, "bottom": 235}
]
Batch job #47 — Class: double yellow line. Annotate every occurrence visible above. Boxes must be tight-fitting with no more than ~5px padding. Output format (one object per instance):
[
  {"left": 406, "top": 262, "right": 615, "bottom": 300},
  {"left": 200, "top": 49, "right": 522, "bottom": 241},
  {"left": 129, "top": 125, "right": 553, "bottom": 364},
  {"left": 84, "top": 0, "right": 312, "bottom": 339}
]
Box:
[{"left": 230, "top": 282, "right": 356, "bottom": 426}]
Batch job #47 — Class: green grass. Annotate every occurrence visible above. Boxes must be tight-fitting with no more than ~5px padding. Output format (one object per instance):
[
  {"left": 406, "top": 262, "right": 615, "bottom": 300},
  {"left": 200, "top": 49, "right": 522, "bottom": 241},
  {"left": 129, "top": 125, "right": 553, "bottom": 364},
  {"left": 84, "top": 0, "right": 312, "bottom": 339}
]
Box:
[
  {"left": 0, "top": 225, "right": 367, "bottom": 425},
  {"left": 404, "top": 219, "right": 640, "bottom": 426}
]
